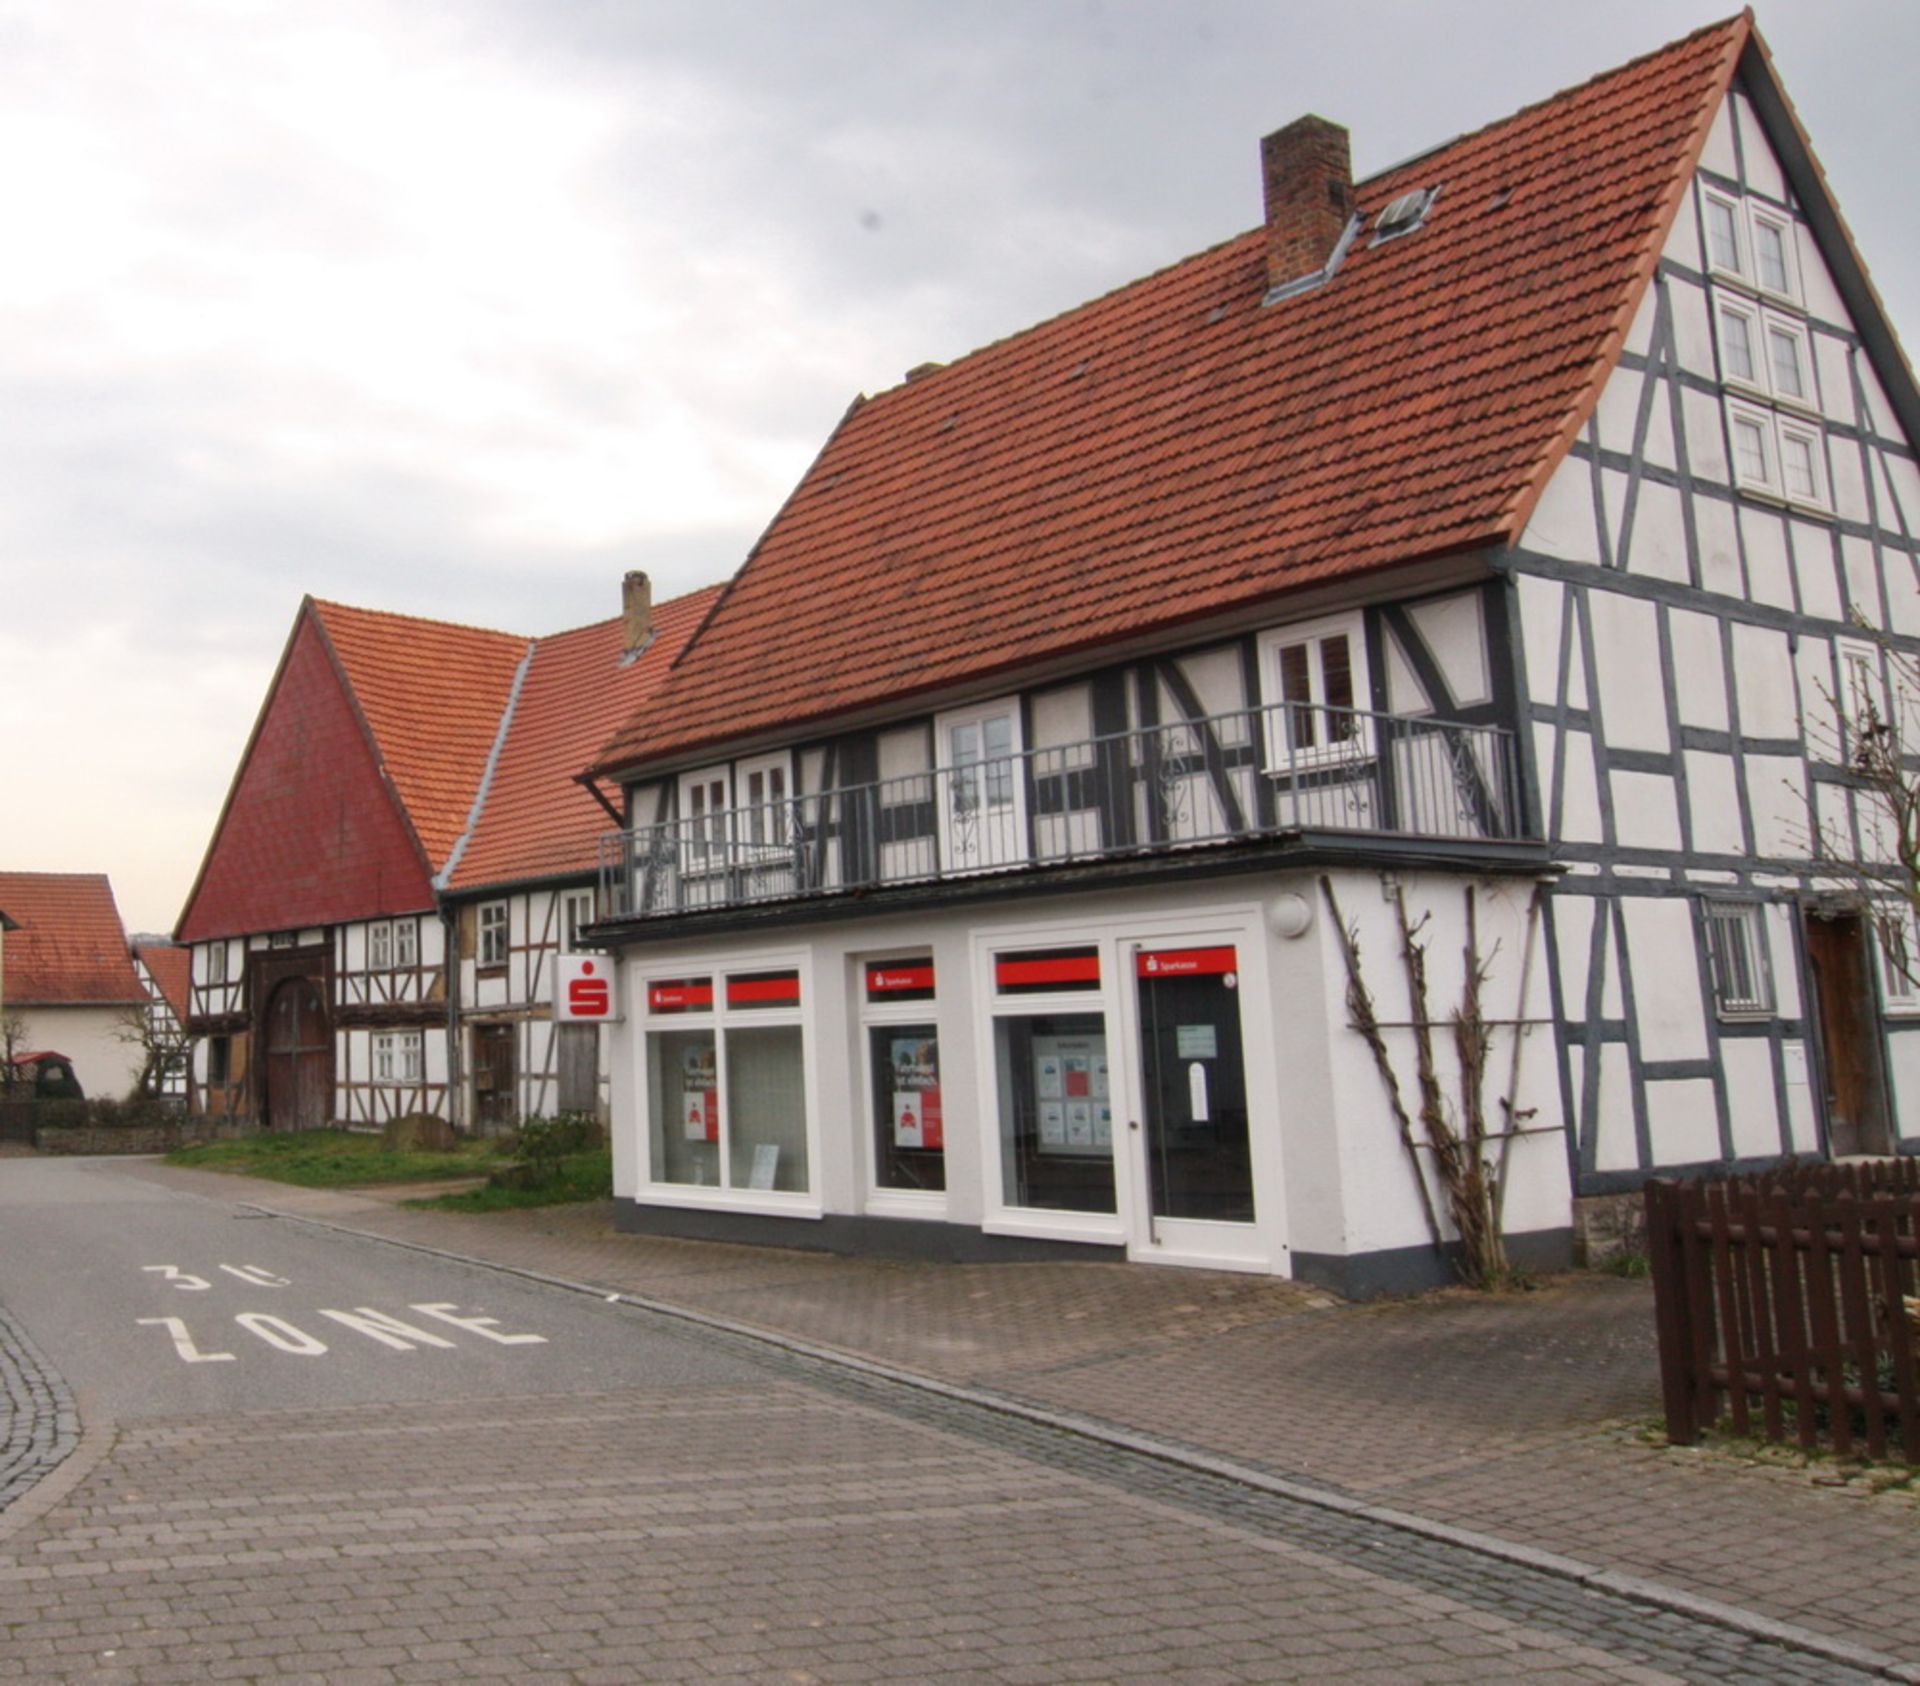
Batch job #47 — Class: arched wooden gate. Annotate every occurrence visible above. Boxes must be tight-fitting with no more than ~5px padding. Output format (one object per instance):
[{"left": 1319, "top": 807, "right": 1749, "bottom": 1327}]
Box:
[{"left": 264, "top": 976, "right": 331, "bottom": 1131}]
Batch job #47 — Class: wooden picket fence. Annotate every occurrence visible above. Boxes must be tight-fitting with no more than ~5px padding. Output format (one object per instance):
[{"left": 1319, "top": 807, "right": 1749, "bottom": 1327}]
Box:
[{"left": 1644, "top": 1158, "right": 1920, "bottom": 1462}]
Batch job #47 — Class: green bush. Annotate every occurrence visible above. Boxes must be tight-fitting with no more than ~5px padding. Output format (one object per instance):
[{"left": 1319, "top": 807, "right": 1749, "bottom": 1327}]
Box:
[{"left": 514, "top": 1112, "right": 603, "bottom": 1183}]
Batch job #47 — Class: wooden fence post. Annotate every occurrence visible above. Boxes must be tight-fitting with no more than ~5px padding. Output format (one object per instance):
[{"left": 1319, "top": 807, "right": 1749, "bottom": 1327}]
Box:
[{"left": 1644, "top": 1179, "right": 1699, "bottom": 1444}]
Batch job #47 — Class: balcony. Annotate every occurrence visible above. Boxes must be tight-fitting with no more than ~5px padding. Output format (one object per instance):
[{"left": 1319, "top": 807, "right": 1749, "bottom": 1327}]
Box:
[{"left": 599, "top": 700, "right": 1530, "bottom": 922}]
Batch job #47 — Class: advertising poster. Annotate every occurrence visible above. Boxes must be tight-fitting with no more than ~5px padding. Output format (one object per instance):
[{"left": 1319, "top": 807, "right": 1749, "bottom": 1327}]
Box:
[
  {"left": 1031, "top": 1034, "right": 1110, "bottom": 1157},
  {"left": 681, "top": 1043, "right": 718, "bottom": 1142},
  {"left": 890, "top": 1036, "right": 943, "bottom": 1150}
]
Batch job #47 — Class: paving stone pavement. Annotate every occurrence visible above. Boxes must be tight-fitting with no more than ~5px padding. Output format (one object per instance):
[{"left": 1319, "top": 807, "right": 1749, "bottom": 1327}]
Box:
[
  {"left": 0, "top": 1302, "right": 78, "bottom": 1513},
  {"left": 26, "top": 1160, "right": 1909, "bottom": 1678},
  {"left": 0, "top": 1321, "right": 1888, "bottom": 1684}
]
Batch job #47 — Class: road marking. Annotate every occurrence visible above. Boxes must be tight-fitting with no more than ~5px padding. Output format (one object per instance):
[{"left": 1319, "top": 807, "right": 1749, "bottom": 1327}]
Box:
[
  {"left": 141, "top": 1266, "right": 211, "bottom": 1291},
  {"left": 136, "top": 1316, "right": 234, "bottom": 1362},
  {"left": 220, "top": 1264, "right": 291, "bottom": 1287},
  {"left": 409, "top": 1303, "right": 547, "bottom": 1346},
  {"left": 317, "top": 1307, "right": 459, "bottom": 1351},
  {"left": 235, "top": 1313, "right": 327, "bottom": 1355}
]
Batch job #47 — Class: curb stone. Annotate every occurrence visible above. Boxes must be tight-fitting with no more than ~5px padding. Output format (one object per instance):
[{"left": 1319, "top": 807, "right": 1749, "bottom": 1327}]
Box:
[
  {"left": 0, "top": 1300, "right": 78, "bottom": 1517},
  {"left": 247, "top": 1200, "right": 1920, "bottom": 1685}
]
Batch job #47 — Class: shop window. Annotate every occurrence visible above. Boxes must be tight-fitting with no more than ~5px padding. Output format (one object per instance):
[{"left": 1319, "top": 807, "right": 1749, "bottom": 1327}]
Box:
[
  {"left": 479, "top": 901, "right": 509, "bottom": 968},
  {"left": 645, "top": 968, "right": 809, "bottom": 1195},
  {"left": 865, "top": 958, "right": 943, "bottom": 1194},
  {"left": 369, "top": 921, "right": 392, "bottom": 970},
  {"left": 1703, "top": 901, "right": 1773, "bottom": 1019},
  {"left": 1258, "top": 613, "right": 1372, "bottom": 768},
  {"left": 394, "top": 918, "right": 418, "bottom": 968},
  {"left": 994, "top": 1012, "right": 1114, "bottom": 1215}
]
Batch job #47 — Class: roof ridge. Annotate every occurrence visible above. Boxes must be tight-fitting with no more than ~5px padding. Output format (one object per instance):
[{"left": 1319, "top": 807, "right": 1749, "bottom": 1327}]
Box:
[
  {"left": 434, "top": 638, "right": 539, "bottom": 890},
  {"left": 310, "top": 596, "right": 529, "bottom": 646}
]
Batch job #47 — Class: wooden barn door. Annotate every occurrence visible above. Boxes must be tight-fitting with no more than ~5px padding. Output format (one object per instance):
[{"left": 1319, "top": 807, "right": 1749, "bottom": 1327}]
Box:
[
  {"left": 473, "top": 1024, "right": 518, "bottom": 1134},
  {"left": 1804, "top": 910, "right": 1893, "bottom": 1158},
  {"left": 264, "top": 977, "right": 330, "bottom": 1132}
]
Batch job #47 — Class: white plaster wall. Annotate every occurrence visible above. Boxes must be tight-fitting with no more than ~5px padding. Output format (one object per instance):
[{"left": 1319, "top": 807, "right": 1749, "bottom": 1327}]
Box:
[
  {"left": 603, "top": 869, "right": 1571, "bottom": 1278},
  {"left": 17, "top": 1005, "right": 144, "bottom": 1100}
]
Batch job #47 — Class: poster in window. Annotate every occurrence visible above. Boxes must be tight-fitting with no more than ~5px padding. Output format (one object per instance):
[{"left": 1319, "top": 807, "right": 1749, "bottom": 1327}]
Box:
[
  {"left": 1030, "top": 1033, "right": 1110, "bottom": 1156},
  {"left": 681, "top": 1043, "right": 718, "bottom": 1141},
  {"left": 889, "top": 1037, "right": 943, "bottom": 1150}
]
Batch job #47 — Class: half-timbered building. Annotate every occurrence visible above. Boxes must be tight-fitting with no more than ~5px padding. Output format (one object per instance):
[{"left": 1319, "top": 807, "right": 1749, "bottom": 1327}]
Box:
[
  {"left": 176, "top": 577, "right": 714, "bottom": 1133},
  {"left": 583, "top": 17, "right": 1920, "bottom": 1292}
]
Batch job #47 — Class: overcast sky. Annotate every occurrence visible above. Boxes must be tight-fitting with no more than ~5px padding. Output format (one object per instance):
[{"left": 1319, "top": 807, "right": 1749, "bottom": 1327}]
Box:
[{"left": 4, "top": 1, "right": 1916, "bottom": 935}]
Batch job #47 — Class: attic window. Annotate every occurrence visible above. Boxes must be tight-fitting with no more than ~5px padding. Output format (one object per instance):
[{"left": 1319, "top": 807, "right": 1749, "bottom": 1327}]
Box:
[{"left": 1370, "top": 187, "right": 1436, "bottom": 244}]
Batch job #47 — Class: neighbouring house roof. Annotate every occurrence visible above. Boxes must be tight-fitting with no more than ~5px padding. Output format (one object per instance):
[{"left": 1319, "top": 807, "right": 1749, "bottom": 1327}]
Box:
[
  {"left": 444, "top": 585, "right": 722, "bottom": 891},
  {"left": 134, "top": 943, "right": 192, "bottom": 1023},
  {"left": 178, "top": 584, "right": 717, "bottom": 941},
  {"left": 312, "top": 601, "right": 530, "bottom": 872},
  {"left": 593, "top": 15, "right": 1769, "bottom": 775},
  {"left": 0, "top": 872, "right": 146, "bottom": 1006}
]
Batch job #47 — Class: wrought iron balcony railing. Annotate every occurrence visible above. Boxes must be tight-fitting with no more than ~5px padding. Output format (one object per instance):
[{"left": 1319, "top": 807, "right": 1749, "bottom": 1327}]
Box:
[{"left": 599, "top": 700, "right": 1527, "bottom": 921}]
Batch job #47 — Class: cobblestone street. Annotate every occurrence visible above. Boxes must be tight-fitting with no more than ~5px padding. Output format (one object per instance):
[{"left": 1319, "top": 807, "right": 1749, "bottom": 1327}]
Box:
[{"left": 1, "top": 1158, "right": 1915, "bottom": 1682}]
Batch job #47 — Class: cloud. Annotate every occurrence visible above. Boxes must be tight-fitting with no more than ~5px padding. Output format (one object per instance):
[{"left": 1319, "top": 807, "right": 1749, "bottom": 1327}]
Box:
[{"left": 0, "top": 0, "right": 1914, "bottom": 931}]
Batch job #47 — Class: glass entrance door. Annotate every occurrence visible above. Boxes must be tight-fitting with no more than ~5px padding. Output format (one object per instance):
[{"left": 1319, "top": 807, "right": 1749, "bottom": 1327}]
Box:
[{"left": 1133, "top": 944, "right": 1257, "bottom": 1256}]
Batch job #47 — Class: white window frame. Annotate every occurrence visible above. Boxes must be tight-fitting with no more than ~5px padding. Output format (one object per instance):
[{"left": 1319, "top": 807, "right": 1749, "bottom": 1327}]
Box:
[
  {"left": 1775, "top": 414, "right": 1828, "bottom": 510},
  {"left": 1837, "top": 637, "right": 1886, "bottom": 755},
  {"left": 368, "top": 920, "right": 393, "bottom": 971},
  {"left": 1714, "top": 294, "right": 1764, "bottom": 395},
  {"left": 373, "top": 1032, "right": 396, "bottom": 1082},
  {"left": 206, "top": 942, "right": 228, "bottom": 987},
  {"left": 1725, "top": 398, "right": 1780, "bottom": 496},
  {"left": 1702, "top": 901, "right": 1774, "bottom": 1020},
  {"left": 478, "top": 901, "right": 509, "bottom": 968},
  {"left": 1748, "top": 204, "right": 1799, "bottom": 303},
  {"left": 1761, "top": 313, "right": 1815, "bottom": 412},
  {"left": 393, "top": 917, "right": 418, "bottom": 969},
  {"left": 1702, "top": 188, "right": 1746, "bottom": 283},
  {"left": 677, "top": 765, "right": 733, "bottom": 873},
  {"left": 934, "top": 699, "right": 1027, "bottom": 873},
  {"left": 398, "top": 1030, "right": 423, "bottom": 1083},
  {"left": 734, "top": 752, "right": 793, "bottom": 858},
  {"left": 859, "top": 954, "right": 948, "bottom": 1219},
  {"left": 1878, "top": 908, "right": 1920, "bottom": 1016},
  {"left": 1257, "top": 611, "right": 1374, "bottom": 772},
  {"left": 561, "top": 889, "right": 596, "bottom": 954},
  {"left": 637, "top": 955, "right": 819, "bottom": 1215}
]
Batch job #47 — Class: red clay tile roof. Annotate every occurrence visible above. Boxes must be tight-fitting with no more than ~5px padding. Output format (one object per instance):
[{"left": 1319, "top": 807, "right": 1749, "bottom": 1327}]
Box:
[
  {"left": 445, "top": 586, "right": 722, "bottom": 889},
  {"left": 312, "top": 600, "right": 530, "bottom": 871},
  {"left": 594, "top": 15, "right": 1747, "bottom": 775},
  {"left": 134, "top": 943, "right": 192, "bottom": 1022},
  {"left": 0, "top": 872, "right": 146, "bottom": 1006}
]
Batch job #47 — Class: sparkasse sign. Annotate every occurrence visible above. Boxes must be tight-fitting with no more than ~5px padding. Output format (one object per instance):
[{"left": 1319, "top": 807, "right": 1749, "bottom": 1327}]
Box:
[{"left": 554, "top": 955, "right": 620, "bottom": 1022}]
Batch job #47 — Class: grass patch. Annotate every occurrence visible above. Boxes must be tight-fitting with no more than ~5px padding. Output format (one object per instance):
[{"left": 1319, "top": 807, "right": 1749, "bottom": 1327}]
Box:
[
  {"left": 408, "top": 1147, "right": 612, "bottom": 1212},
  {"left": 167, "top": 1128, "right": 506, "bottom": 1187}
]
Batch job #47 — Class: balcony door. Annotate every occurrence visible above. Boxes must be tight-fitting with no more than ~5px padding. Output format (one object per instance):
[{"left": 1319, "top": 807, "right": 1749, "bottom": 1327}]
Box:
[{"left": 937, "top": 701, "right": 1026, "bottom": 873}]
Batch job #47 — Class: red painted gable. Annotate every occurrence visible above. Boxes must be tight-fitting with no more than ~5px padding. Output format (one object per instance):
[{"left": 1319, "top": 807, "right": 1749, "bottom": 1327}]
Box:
[{"left": 177, "top": 614, "right": 436, "bottom": 941}]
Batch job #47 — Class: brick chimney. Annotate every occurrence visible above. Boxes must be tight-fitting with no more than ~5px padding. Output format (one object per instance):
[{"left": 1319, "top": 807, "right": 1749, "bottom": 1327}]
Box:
[
  {"left": 621, "top": 569, "right": 652, "bottom": 654},
  {"left": 1260, "top": 115, "right": 1353, "bottom": 292}
]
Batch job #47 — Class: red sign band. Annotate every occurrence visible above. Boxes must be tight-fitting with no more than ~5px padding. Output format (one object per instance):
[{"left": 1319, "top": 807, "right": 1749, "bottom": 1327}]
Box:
[{"left": 1136, "top": 946, "right": 1237, "bottom": 979}]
